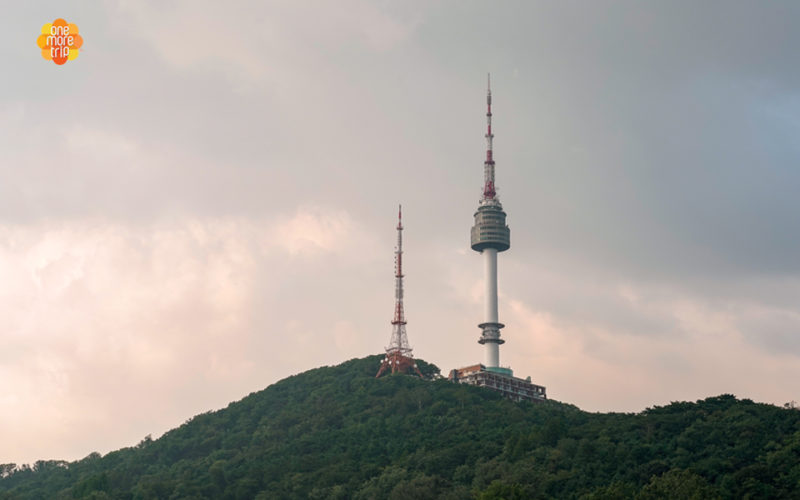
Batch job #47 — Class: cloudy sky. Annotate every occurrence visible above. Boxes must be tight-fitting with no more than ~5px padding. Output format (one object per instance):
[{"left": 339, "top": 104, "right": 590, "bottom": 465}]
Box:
[{"left": 2, "top": 1, "right": 800, "bottom": 464}]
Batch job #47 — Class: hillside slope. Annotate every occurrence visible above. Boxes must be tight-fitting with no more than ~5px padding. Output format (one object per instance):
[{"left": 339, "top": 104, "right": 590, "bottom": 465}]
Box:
[{"left": 1, "top": 355, "right": 799, "bottom": 499}]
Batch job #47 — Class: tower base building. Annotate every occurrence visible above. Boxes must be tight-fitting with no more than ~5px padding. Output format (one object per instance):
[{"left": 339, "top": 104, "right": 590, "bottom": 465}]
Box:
[{"left": 448, "top": 364, "right": 546, "bottom": 403}]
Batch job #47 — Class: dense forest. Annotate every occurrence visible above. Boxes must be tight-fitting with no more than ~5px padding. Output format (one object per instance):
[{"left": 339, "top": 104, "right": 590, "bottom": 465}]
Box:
[{"left": 1, "top": 355, "right": 799, "bottom": 499}]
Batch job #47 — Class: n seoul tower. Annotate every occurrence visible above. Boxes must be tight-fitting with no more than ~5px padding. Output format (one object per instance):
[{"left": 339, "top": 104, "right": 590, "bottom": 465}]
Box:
[{"left": 470, "top": 75, "right": 511, "bottom": 368}]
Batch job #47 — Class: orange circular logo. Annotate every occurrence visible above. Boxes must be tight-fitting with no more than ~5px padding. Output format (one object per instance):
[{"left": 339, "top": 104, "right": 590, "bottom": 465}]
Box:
[{"left": 37, "top": 19, "right": 82, "bottom": 65}]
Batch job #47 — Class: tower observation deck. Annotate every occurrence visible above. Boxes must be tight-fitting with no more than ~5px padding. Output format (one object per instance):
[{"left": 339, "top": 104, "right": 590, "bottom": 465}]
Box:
[{"left": 471, "top": 75, "right": 510, "bottom": 368}]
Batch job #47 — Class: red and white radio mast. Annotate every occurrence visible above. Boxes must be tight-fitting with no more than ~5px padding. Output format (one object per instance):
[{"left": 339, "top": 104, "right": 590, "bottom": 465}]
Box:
[{"left": 376, "top": 205, "right": 422, "bottom": 377}]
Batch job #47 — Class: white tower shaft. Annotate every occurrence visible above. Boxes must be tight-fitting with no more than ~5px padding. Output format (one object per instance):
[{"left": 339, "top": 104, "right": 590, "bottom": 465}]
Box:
[
  {"left": 483, "top": 249, "right": 499, "bottom": 367},
  {"left": 484, "top": 249, "right": 499, "bottom": 323}
]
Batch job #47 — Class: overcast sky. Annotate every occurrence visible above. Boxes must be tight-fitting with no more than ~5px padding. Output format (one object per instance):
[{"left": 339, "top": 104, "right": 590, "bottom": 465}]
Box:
[{"left": 2, "top": 1, "right": 799, "bottom": 464}]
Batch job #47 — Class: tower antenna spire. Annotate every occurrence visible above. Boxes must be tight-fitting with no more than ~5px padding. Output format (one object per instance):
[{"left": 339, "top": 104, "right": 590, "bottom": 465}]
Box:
[
  {"left": 484, "top": 73, "right": 496, "bottom": 200},
  {"left": 376, "top": 205, "right": 422, "bottom": 378}
]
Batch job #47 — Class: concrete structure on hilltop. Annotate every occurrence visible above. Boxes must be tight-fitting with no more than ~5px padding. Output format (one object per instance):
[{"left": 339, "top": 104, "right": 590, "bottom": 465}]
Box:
[
  {"left": 451, "top": 76, "right": 547, "bottom": 403},
  {"left": 471, "top": 73, "right": 510, "bottom": 369}
]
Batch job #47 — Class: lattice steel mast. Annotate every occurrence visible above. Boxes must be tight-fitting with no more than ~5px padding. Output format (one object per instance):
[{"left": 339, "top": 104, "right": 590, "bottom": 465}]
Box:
[{"left": 376, "top": 206, "right": 422, "bottom": 377}]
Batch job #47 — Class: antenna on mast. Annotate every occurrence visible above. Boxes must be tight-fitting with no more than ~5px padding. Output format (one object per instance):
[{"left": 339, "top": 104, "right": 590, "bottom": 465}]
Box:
[{"left": 483, "top": 73, "right": 496, "bottom": 200}]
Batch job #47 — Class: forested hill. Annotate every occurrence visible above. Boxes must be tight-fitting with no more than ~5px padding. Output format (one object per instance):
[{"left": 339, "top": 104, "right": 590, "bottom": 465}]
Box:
[{"left": 1, "top": 356, "right": 799, "bottom": 499}]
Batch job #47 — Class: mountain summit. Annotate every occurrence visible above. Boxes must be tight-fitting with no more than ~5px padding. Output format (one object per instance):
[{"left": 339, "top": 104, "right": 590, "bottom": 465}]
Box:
[{"left": 1, "top": 356, "right": 798, "bottom": 499}]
